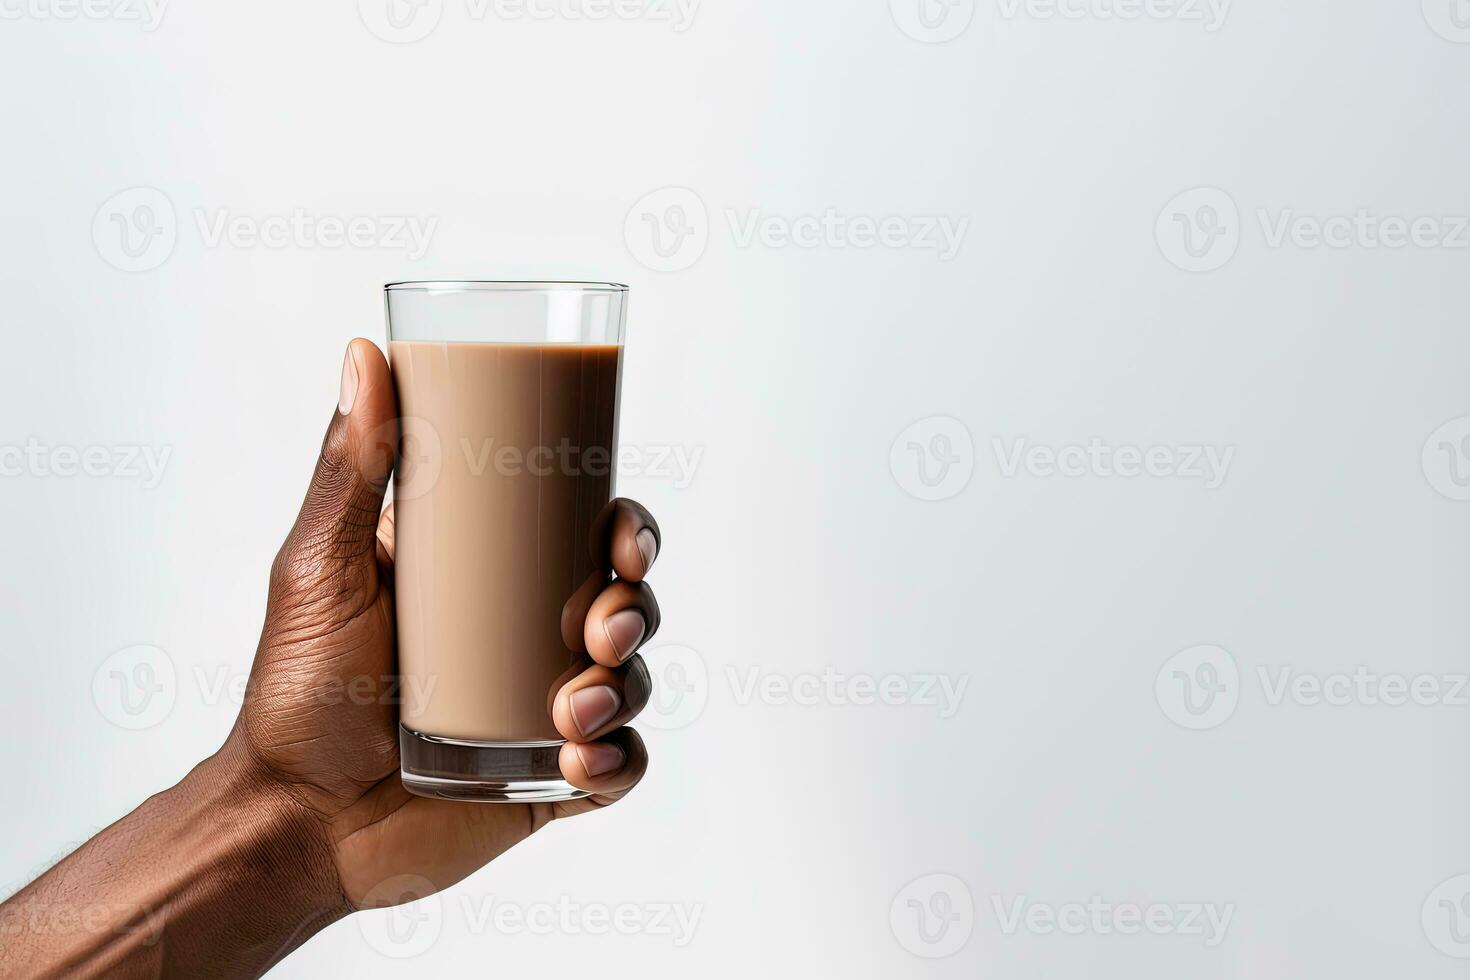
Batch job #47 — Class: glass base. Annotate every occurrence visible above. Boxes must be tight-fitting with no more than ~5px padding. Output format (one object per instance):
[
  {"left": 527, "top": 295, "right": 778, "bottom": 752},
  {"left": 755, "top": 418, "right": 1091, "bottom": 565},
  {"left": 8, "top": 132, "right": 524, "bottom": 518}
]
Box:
[{"left": 398, "top": 724, "right": 589, "bottom": 803}]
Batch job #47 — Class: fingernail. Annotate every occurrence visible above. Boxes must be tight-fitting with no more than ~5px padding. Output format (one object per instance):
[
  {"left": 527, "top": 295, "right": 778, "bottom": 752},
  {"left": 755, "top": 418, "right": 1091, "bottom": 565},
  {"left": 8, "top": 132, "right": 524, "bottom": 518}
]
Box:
[
  {"left": 576, "top": 742, "right": 626, "bottom": 778},
  {"left": 636, "top": 528, "right": 658, "bottom": 574},
  {"left": 569, "top": 685, "right": 622, "bottom": 738},
  {"left": 338, "top": 345, "right": 359, "bottom": 416},
  {"left": 602, "top": 609, "right": 647, "bottom": 663}
]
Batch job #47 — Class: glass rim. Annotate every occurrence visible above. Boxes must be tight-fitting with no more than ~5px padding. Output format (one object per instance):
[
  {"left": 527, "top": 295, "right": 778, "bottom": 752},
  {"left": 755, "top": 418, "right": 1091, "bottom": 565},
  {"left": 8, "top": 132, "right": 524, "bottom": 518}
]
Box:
[{"left": 385, "top": 280, "right": 628, "bottom": 293}]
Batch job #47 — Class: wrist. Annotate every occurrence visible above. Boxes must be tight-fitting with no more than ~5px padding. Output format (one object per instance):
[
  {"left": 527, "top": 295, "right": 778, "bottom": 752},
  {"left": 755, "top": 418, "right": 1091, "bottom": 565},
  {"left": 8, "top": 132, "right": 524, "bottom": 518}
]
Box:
[
  {"left": 162, "top": 737, "right": 353, "bottom": 971},
  {"left": 0, "top": 736, "right": 353, "bottom": 980},
  {"left": 199, "top": 733, "right": 354, "bottom": 907}
]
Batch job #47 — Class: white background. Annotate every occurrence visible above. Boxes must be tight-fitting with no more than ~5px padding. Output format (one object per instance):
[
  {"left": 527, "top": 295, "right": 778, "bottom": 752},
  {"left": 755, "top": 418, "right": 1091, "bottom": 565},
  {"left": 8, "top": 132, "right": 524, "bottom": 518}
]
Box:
[{"left": 3, "top": 1, "right": 1470, "bottom": 976}]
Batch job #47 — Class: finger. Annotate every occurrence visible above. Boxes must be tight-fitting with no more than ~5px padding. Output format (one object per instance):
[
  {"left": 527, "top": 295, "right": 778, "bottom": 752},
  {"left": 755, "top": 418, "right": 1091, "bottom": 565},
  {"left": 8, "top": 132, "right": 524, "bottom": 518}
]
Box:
[
  {"left": 590, "top": 498, "right": 661, "bottom": 582},
  {"left": 277, "top": 340, "right": 398, "bottom": 576},
  {"left": 558, "top": 728, "right": 648, "bottom": 803},
  {"left": 550, "top": 657, "right": 652, "bottom": 742},
  {"left": 583, "top": 579, "right": 661, "bottom": 667},
  {"left": 559, "top": 570, "right": 609, "bottom": 653},
  {"left": 375, "top": 503, "right": 396, "bottom": 585},
  {"left": 376, "top": 502, "right": 395, "bottom": 565}
]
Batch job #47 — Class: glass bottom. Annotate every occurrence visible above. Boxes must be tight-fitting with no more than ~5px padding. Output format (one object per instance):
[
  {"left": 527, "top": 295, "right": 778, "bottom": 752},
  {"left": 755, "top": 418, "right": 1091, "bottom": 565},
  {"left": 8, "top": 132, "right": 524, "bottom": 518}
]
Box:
[{"left": 398, "top": 724, "right": 589, "bottom": 803}]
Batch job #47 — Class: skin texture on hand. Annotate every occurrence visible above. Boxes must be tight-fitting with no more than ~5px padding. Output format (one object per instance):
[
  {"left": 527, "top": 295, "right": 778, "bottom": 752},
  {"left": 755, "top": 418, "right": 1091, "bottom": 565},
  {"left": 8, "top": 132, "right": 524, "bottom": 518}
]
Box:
[{"left": 0, "top": 339, "right": 662, "bottom": 978}]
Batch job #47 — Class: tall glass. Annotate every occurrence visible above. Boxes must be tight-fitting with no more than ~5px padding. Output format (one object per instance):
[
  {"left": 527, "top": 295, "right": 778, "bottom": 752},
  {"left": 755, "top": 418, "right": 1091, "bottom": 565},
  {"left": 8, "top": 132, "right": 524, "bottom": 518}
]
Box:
[{"left": 385, "top": 281, "right": 627, "bottom": 802}]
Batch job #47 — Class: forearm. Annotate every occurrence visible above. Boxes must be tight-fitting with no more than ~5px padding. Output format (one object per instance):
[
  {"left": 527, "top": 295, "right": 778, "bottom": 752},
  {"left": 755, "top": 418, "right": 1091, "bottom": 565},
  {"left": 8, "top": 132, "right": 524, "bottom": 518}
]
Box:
[{"left": 0, "top": 739, "right": 351, "bottom": 979}]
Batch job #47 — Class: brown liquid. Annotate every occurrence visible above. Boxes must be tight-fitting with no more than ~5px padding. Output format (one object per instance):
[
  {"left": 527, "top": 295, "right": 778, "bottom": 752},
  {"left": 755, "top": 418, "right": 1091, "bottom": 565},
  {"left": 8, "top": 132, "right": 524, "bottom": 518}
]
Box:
[{"left": 389, "top": 341, "right": 621, "bottom": 741}]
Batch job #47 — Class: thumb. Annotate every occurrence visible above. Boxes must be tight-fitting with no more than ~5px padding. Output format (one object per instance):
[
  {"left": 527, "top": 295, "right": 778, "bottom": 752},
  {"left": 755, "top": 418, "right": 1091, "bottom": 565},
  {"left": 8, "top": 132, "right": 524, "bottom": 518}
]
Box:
[{"left": 280, "top": 339, "right": 398, "bottom": 572}]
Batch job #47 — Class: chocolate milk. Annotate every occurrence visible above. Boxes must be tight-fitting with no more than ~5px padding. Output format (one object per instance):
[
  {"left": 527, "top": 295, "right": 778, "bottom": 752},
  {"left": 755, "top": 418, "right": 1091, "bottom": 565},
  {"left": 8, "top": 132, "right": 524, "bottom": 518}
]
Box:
[{"left": 389, "top": 341, "right": 622, "bottom": 742}]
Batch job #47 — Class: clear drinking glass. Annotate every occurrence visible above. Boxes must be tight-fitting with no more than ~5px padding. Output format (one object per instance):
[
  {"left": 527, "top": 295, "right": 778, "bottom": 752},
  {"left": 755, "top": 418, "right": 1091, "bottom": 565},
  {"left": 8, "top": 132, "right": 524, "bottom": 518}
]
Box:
[{"left": 385, "top": 281, "right": 627, "bottom": 802}]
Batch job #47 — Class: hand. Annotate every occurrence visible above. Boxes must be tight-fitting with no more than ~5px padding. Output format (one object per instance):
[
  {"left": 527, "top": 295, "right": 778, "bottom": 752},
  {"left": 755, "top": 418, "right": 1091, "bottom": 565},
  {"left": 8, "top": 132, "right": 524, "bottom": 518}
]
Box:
[
  {"left": 0, "top": 339, "right": 663, "bottom": 979},
  {"left": 231, "top": 338, "right": 661, "bottom": 907}
]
